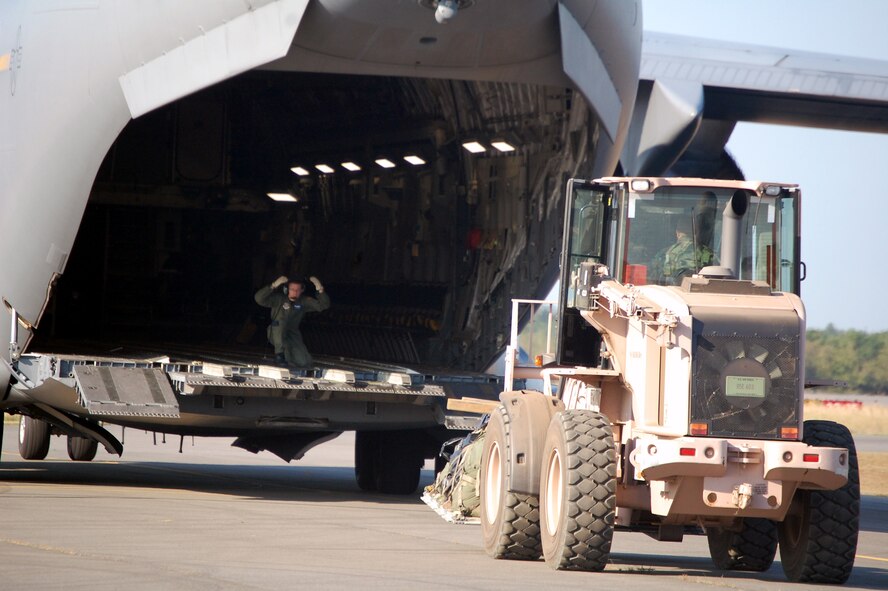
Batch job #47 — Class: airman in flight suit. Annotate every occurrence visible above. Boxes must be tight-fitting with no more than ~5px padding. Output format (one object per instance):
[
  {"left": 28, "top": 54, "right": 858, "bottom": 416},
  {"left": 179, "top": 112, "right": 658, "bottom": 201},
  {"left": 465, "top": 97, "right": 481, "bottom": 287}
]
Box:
[{"left": 254, "top": 275, "right": 330, "bottom": 368}]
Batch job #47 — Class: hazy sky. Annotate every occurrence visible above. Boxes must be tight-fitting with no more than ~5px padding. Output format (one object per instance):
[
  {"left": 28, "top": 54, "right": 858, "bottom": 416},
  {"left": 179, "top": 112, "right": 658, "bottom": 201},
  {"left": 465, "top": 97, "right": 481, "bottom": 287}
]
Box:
[{"left": 643, "top": 0, "right": 888, "bottom": 331}]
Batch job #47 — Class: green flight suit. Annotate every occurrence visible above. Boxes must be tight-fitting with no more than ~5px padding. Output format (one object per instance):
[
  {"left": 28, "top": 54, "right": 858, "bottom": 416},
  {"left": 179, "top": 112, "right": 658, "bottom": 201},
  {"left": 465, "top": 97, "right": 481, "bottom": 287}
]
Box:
[
  {"left": 254, "top": 284, "right": 331, "bottom": 367},
  {"left": 654, "top": 236, "right": 716, "bottom": 285}
]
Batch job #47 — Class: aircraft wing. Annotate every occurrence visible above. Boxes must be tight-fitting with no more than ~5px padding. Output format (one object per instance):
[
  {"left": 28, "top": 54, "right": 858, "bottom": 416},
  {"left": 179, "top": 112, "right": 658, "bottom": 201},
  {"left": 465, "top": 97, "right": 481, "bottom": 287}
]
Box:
[
  {"left": 642, "top": 31, "right": 888, "bottom": 132},
  {"left": 624, "top": 32, "right": 888, "bottom": 175}
]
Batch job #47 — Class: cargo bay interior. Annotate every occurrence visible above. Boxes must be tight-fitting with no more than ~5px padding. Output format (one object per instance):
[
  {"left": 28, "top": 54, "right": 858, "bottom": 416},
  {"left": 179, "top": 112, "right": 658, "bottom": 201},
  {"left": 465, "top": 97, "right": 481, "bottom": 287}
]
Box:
[{"left": 35, "top": 71, "right": 603, "bottom": 371}]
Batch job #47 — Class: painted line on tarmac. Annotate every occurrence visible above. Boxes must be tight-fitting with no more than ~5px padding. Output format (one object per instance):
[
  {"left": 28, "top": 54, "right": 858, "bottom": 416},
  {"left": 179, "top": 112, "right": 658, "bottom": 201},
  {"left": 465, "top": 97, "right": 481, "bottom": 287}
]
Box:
[{"left": 858, "top": 554, "right": 888, "bottom": 563}]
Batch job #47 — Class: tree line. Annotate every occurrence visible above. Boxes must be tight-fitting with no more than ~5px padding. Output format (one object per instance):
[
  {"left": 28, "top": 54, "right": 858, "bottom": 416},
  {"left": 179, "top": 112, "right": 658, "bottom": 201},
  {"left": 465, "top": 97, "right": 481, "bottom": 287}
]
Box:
[{"left": 805, "top": 326, "right": 888, "bottom": 394}]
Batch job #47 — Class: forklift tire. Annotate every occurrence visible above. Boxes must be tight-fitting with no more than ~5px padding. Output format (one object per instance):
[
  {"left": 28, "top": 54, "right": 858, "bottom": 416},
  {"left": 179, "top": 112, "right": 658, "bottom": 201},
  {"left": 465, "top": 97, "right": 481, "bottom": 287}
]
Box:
[
  {"left": 354, "top": 431, "right": 379, "bottom": 492},
  {"left": 707, "top": 518, "right": 778, "bottom": 571},
  {"left": 540, "top": 409, "right": 615, "bottom": 571},
  {"left": 18, "top": 415, "right": 51, "bottom": 460},
  {"left": 67, "top": 435, "right": 98, "bottom": 462},
  {"left": 374, "top": 431, "right": 423, "bottom": 495},
  {"left": 480, "top": 405, "right": 542, "bottom": 560},
  {"left": 778, "top": 420, "right": 859, "bottom": 584}
]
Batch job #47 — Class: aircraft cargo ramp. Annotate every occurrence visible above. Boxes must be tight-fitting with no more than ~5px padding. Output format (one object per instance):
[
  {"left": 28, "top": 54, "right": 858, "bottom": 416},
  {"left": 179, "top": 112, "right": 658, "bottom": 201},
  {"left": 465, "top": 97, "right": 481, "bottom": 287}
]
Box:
[
  {"left": 13, "top": 350, "right": 497, "bottom": 427},
  {"left": 5, "top": 348, "right": 501, "bottom": 481}
]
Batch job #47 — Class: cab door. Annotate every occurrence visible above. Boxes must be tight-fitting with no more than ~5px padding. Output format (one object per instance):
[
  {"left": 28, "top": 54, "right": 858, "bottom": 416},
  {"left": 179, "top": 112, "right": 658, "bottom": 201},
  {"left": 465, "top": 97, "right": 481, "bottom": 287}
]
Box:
[{"left": 555, "top": 179, "right": 614, "bottom": 366}]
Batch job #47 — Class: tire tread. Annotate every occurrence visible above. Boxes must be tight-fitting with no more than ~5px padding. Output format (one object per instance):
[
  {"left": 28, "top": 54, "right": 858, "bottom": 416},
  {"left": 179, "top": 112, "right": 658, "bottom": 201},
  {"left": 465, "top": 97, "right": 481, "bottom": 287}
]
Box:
[
  {"left": 484, "top": 406, "right": 542, "bottom": 560},
  {"left": 778, "top": 420, "right": 859, "bottom": 584},
  {"left": 18, "top": 416, "right": 51, "bottom": 461},
  {"left": 543, "top": 410, "right": 615, "bottom": 571},
  {"left": 708, "top": 518, "right": 777, "bottom": 571}
]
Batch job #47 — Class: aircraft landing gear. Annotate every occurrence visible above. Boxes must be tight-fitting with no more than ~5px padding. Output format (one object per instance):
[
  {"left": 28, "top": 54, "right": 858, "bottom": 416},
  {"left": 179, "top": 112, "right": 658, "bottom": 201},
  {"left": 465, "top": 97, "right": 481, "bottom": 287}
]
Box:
[
  {"left": 67, "top": 435, "right": 98, "bottom": 461},
  {"left": 354, "top": 431, "right": 379, "bottom": 492},
  {"left": 354, "top": 430, "right": 424, "bottom": 494},
  {"left": 18, "top": 415, "right": 51, "bottom": 460}
]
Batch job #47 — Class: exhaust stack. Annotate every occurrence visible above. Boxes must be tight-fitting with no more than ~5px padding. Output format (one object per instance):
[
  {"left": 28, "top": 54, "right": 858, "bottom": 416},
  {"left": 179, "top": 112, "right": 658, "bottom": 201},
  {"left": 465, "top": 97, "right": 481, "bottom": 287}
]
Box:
[{"left": 720, "top": 189, "right": 749, "bottom": 278}]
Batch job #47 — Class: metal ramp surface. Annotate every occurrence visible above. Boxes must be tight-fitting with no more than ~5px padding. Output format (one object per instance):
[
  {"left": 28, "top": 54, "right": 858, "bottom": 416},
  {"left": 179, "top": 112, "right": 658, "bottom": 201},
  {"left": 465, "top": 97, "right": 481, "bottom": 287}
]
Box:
[
  {"left": 72, "top": 366, "right": 179, "bottom": 418},
  {"left": 21, "top": 351, "right": 506, "bottom": 424}
]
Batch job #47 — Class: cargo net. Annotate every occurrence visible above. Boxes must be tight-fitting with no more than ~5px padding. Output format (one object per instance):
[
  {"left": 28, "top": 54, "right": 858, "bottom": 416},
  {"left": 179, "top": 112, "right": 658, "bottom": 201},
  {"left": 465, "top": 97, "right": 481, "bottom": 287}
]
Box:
[{"left": 691, "top": 334, "right": 799, "bottom": 438}]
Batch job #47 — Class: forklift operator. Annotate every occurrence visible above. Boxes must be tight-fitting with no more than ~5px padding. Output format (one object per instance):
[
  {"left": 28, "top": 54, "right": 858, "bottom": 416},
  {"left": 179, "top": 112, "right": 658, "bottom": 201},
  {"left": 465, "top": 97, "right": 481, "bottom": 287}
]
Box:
[
  {"left": 255, "top": 275, "right": 331, "bottom": 368},
  {"left": 651, "top": 217, "right": 717, "bottom": 285}
]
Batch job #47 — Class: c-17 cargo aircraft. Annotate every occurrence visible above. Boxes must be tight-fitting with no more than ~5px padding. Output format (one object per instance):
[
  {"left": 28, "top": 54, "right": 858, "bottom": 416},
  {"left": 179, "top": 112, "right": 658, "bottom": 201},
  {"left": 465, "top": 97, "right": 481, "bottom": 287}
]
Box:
[{"left": 1, "top": 1, "right": 887, "bottom": 494}]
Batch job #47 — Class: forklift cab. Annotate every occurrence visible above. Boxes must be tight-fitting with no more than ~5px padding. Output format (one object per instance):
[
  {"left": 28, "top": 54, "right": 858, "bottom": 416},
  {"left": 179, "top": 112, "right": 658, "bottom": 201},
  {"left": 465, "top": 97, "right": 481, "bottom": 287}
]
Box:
[{"left": 556, "top": 177, "right": 802, "bottom": 366}]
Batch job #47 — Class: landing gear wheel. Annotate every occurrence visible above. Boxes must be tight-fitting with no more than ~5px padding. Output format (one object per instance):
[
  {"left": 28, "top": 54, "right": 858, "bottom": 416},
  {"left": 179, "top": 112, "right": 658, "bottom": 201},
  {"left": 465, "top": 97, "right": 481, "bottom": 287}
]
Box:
[
  {"left": 708, "top": 518, "right": 778, "bottom": 571},
  {"left": 480, "top": 406, "right": 542, "bottom": 560},
  {"left": 354, "top": 431, "right": 379, "bottom": 492},
  {"left": 540, "top": 410, "right": 616, "bottom": 571},
  {"left": 18, "top": 415, "right": 51, "bottom": 460},
  {"left": 778, "top": 420, "right": 859, "bottom": 584},
  {"left": 374, "top": 431, "right": 422, "bottom": 495},
  {"left": 67, "top": 435, "right": 98, "bottom": 462}
]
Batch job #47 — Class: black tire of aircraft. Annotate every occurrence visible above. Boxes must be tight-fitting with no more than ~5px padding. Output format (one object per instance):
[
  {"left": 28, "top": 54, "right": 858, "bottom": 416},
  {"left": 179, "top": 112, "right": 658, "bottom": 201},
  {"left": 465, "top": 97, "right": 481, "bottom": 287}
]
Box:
[
  {"left": 354, "top": 431, "right": 379, "bottom": 491},
  {"left": 480, "top": 405, "right": 543, "bottom": 560},
  {"left": 354, "top": 430, "right": 423, "bottom": 494},
  {"left": 67, "top": 434, "right": 98, "bottom": 462},
  {"left": 374, "top": 431, "right": 423, "bottom": 494},
  {"left": 707, "top": 517, "right": 778, "bottom": 571},
  {"left": 539, "top": 409, "right": 616, "bottom": 571},
  {"left": 777, "top": 420, "right": 860, "bottom": 584},
  {"left": 18, "top": 415, "right": 51, "bottom": 460}
]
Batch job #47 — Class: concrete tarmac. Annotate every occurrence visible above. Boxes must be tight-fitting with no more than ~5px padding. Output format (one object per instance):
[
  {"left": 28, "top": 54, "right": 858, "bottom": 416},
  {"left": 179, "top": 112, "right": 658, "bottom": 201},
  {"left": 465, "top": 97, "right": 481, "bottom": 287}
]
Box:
[{"left": 1, "top": 424, "right": 886, "bottom": 590}]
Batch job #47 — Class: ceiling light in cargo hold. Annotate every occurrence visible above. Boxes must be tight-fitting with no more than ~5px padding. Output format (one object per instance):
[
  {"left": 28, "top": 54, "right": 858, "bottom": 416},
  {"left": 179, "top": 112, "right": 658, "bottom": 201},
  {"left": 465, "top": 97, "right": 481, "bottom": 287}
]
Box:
[
  {"left": 290, "top": 166, "right": 310, "bottom": 176},
  {"left": 404, "top": 155, "right": 426, "bottom": 165},
  {"left": 462, "top": 141, "right": 486, "bottom": 154},
  {"left": 375, "top": 158, "right": 396, "bottom": 169},
  {"left": 341, "top": 162, "right": 362, "bottom": 172},
  {"left": 267, "top": 193, "right": 299, "bottom": 202},
  {"left": 315, "top": 164, "right": 335, "bottom": 174},
  {"left": 491, "top": 140, "right": 516, "bottom": 152}
]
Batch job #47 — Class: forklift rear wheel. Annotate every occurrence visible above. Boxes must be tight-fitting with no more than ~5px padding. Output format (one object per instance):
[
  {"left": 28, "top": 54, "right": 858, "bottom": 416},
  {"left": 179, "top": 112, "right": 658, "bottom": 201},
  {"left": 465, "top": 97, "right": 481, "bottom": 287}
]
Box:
[
  {"left": 707, "top": 518, "right": 778, "bottom": 571},
  {"left": 778, "top": 420, "right": 859, "bottom": 584}
]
